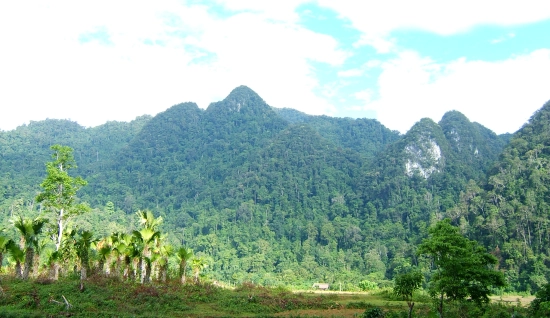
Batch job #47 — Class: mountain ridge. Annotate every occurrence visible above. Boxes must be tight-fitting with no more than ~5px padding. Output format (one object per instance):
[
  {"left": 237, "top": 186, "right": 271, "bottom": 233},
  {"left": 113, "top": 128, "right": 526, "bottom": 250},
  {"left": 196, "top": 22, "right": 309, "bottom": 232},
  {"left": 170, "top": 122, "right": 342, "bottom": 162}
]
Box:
[{"left": 1, "top": 87, "right": 547, "bottom": 291}]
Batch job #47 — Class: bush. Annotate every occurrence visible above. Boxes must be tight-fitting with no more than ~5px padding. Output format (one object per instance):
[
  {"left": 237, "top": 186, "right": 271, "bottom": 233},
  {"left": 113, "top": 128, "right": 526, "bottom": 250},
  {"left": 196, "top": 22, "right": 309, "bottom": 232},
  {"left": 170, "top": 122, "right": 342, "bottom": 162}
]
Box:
[
  {"left": 359, "top": 280, "right": 379, "bottom": 292},
  {"left": 531, "top": 283, "right": 550, "bottom": 317},
  {"left": 362, "top": 306, "right": 385, "bottom": 318}
]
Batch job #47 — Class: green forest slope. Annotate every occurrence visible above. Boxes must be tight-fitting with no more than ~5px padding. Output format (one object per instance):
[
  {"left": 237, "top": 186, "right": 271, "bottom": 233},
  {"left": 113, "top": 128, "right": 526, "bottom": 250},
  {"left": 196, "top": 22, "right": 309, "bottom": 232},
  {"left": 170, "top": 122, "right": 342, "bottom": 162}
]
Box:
[{"left": 0, "top": 86, "right": 545, "bottom": 292}]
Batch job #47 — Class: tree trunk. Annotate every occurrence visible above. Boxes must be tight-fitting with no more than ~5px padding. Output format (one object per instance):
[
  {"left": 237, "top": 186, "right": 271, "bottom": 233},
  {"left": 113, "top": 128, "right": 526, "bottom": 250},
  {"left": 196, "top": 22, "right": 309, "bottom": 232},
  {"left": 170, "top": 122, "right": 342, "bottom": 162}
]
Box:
[
  {"left": 22, "top": 247, "right": 34, "bottom": 279},
  {"left": 194, "top": 270, "right": 199, "bottom": 283},
  {"left": 98, "top": 259, "right": 105, "bottom": 275},
  {"left": 180, "top": 261, "right": 187, "bottom": 284},
  {"left": 141, "top": 246, "right": 149, "bottom": 284},
  {"left": 180, "top": 266, "right": 187, "bottom": 284},
  {"left": 81, "top": 250, "right": 90, "bottom": 280},
  {"left": 137, "top": 258, "right": 143, "bottom": 283},
  {"left": 439, "top": 292, "right": 444, "bottom": 318},
  {"left": 144, "top": 262, "right": 151, "bottom": 284},
  {"left": 15, "top": 261, "right": 22, "bottom": 279},
  {"left": 160, "top": 263, "right": 167, "bottom": 283},
  {"left": 0, "top": 253, "right": 3, "bottom": 273},
  {"left": 32, "top": 253, "right": 40, "bottom": 278},
  {"left": 56, "top": 208, "right": 64, "bottom": 252},
  {"left": 52, "top": 263, "right": 60, "bottom": 280},
  {"left": 81, "top": 266, "right": 87, "bottom": 281}
]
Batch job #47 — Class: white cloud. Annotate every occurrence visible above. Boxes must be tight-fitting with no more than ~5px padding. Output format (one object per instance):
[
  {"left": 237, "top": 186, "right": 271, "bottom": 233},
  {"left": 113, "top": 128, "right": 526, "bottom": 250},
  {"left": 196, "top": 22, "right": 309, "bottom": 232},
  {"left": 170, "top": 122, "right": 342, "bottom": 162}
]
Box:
[
  {"left": 361, "top": 49, "right": 550, "bottom": 134},
  {"left": 337, "top": 69, "right": 364, "bottom": 77},
  {"left": 354, "top": 89, "right": 373, "bottom": 103},
  {"left": 319, "top": 0, "right": 550, "bottom": 50},
  {"left": 490, "top": 32, "right": 516, "bottom": 44},
  {"left": 0, "top": 1, "right": 346, "bottom": 131},
  {"left": 0, "top": 1, "right": 548, "bottom": 136}
]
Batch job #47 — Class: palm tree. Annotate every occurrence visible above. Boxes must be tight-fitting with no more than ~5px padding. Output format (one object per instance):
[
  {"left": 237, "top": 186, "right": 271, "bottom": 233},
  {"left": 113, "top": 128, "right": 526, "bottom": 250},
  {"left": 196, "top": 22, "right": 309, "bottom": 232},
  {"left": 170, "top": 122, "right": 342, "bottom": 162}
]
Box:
[
  {"left": 32, "top": 239, "right": 48, "bottom": 278},
  {"left": 0, "top": 235, "right": 13, "bottom": 274},
  {"left": 11, "top": 216, "right": 48, "bottom": 279},
  {"left": 75, "top": 231, "right": 95, "bottom": 281},
  {"left": 8, "top": 242, "right": 24, "bottom": 279},
  {"left": 192, "top": 257, "right": 207, "bottom": 283},
  {"left": 46, "top": 250, "right": 62, "bottom": 280},
  {"left": 125, "top": 241, "right": 141, "bottom": 281},
  {"left": 133, "top": 228, "right": 160, "bottom": 283},
  {"left": 135, "top": 210, "right": 163, "bottom": 231},
  {"left": 176, "top": 247, "right": 193, "bottom": 284},
  {"left": 132, "top": 211, "right": 163, "bottom": 283},
  {"left": 109, "top": 232, "right": 131, "bottom": 279},
  {"left": 157, "top": 244, "right": 173, "bottom": 282},
  {"left": 97, "top": 244, "right": 112, "bottom": 275}
]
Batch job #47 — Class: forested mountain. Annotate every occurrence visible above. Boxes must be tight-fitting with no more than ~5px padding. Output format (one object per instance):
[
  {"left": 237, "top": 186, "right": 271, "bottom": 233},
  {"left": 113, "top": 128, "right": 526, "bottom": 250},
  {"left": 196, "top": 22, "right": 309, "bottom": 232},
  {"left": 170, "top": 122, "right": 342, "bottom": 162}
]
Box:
[
  {"left": 455, "top": 100, "right": 550, "bottom": 292},
  {"left": 1, "top": 86, "right": 545, "bottom": 292},
  {"left": 0, "top": 116, "right": 150, "bottom": 201}
]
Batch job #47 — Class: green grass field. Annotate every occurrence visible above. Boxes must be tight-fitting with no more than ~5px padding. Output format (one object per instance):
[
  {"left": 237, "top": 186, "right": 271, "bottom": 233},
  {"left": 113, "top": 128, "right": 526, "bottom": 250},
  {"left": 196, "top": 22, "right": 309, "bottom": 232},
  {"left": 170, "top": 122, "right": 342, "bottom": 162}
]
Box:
[{"left": 0, "top": 275, "right": 532, "bottom": 317}]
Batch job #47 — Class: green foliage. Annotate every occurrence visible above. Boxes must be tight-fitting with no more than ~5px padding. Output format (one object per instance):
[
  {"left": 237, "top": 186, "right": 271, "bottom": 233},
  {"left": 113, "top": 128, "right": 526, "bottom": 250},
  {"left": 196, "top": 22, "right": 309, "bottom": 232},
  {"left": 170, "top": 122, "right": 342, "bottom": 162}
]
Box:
[
  {"left": 10, "top": 216, "right": 48, "bottom": 279},
  {"left": 176, "top": 246, "right": 193, "bottom": 283},
  {"left": 1, "top": 87, "right": 549, "bottom": 294},
  {"left": 393, "top": 270, "right": 423, "bottom": 301},
  {"left": 530, "top": 283, "right": 550, "bottom": 317},
  {"left": 393, "top": 269, "right": 423, "bottom": 318},
  {"left": 362, "top": 306, "right": 386, "bottom": 318},
  {"left": 418, "top": 219, "right": 506, "bottom": 316},
  {"left": 35, "top": 145, "right": 89, "bottom": 252},
  {"left": 36, "top": 145, "right": 87, "bottom": 211},
  {"left": 359, "top": 280, "right": 379, "bottom": 291}
]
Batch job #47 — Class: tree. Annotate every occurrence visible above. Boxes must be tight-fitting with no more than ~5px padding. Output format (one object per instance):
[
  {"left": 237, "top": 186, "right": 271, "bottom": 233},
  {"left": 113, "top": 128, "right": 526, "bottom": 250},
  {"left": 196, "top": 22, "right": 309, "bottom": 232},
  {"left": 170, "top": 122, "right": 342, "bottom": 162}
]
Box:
[
  {"left": 11, "top": 216, "right": 48, "bottom": 279},
  {"left": 74, "top": 230, "right": 95, "bottom": 285},
  {"left": 36, "top": 145, "right": 89, "bottom": 251},
  {"left": 192, "top": 257, "right": 207, "bottom": 283},
  {"left": 8, "top": 242, "right": 24, "bottom": 279},
  {"left": 530, "top": 283, "right": 550, "bottom": 317},
  {"left": 96, "top": 242, "right": 112, "bottom": 276},
  {"left": 36, "top": 145, "right": 89, "bottom": 280},
  {"left": 176, "top": 247, "right": 193, "bottom": 284},
  {"left": 135, "top": 210, "right": 163, "bottom": 231},
  {"left": 132, "top": 228, "right": 161, "bottom": 283},
  {"left": 0, "top": 235, "right": 13, "bottom": 274},
  {"left": 157, "top": 243, "right": 173, "bottom": 282},
  {"left": 133, "top": 210, "right": 162, "bottom": 283},
  {"left": 393, "top": 269, "right": 423, "bottom": 318},
  {"left": 418, "top": 219, "right": 506, "bottom": 317}
]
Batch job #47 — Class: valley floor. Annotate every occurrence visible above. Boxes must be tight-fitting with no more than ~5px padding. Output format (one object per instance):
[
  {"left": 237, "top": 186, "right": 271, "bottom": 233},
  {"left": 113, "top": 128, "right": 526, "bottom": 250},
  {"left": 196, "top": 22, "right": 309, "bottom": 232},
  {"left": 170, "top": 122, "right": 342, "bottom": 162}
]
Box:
[{"left": 0, "top": 275, "right": 534, "bottom": 317}]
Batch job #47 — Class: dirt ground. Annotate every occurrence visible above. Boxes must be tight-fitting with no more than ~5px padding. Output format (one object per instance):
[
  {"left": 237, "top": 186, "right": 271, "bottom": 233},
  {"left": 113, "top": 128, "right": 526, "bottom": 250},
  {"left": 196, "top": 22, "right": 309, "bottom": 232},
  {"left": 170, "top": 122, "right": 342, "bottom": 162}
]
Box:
[
  {"left": 490, "top": 295, "right": 535, "bottom": 307},
  {"left": 270, "top": 292, "right": 536, "bottom": 317},
  {"left": 273, "top": 308, "right": 365, "bottom": 317}
]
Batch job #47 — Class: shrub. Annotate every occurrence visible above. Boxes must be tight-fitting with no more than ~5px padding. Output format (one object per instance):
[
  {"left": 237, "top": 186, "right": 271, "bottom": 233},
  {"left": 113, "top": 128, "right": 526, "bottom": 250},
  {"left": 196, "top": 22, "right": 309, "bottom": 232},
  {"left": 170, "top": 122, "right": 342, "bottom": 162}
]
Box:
[
  {"left": 359, "top": 280, "right": 379, "bottom": 292},
  {"left": 362, "top": 306, "right": 385, "bottom": 318}
]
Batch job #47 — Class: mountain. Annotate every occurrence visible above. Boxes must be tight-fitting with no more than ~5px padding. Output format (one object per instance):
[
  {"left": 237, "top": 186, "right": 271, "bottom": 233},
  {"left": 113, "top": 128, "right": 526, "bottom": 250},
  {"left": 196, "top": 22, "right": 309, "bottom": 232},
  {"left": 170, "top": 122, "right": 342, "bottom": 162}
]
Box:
[
  {"left": 0, "top": 116, "right": 150, "bottom": 200},
  {"left": 439, "top": 110, "right": 507, "bottom": 181},
  {"left": 273, "top": 107, "right": 401, "bottom": 160},
  {"left": 355, "top": 112, "right": 510, "bottom": 275},
  {"left": 2, "top": 86, "right": 538, "bottom": 290},
  {"left": 461, "top": 100, "right": 550, "bottom": 292}
]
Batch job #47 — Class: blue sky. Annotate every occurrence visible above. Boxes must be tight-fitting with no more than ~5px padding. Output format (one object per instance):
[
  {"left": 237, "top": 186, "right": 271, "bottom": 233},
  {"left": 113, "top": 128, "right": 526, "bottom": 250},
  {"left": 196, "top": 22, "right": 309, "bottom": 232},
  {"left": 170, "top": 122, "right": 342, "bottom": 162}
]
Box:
[{"left": 0, "top": 1, "right": 549, "bottom": 134}]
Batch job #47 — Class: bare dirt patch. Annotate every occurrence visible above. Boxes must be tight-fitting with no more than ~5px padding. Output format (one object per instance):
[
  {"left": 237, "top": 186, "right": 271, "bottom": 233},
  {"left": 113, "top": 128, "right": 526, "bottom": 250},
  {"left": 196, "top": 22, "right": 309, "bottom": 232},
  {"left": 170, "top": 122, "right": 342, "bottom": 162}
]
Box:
[
  {"left": 273, "top": 308, "right": 365, "bottom": 317},
  {"left": 490, "top": 295, "right": 535, "bottom": 307}
]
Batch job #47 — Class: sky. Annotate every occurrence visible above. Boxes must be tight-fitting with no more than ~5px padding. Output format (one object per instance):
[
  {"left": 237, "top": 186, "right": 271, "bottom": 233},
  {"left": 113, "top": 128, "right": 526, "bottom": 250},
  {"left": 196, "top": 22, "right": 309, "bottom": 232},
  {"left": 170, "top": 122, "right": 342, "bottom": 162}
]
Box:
[{"left": 1, "top": 1, "right": 549, "bottom": 134}]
